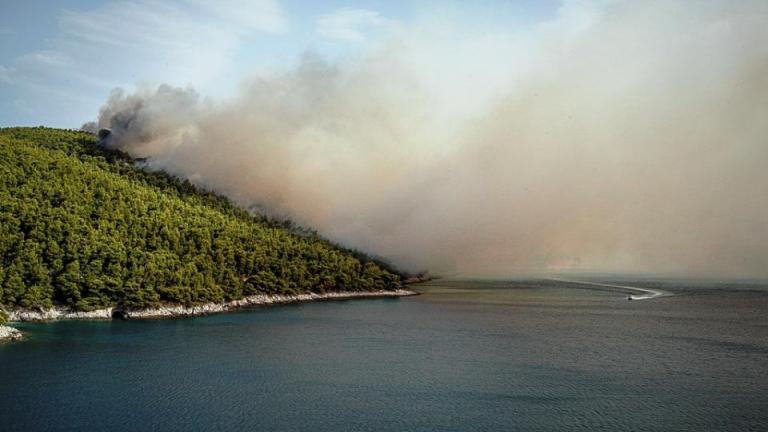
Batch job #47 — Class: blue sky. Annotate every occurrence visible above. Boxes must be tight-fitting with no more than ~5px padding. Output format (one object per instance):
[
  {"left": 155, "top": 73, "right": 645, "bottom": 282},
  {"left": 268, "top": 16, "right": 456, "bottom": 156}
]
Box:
[{"left": 0, "top": 0, "right": 557, "bottom": 128}]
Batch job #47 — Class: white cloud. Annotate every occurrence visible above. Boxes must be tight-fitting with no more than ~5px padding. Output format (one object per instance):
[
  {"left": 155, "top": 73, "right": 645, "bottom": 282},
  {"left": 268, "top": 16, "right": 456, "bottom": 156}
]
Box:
[
  {"left": 3, "top": 0, "right": 287, "bottom": 126},
  {"left": 18, "top": 50, "right": 69, "bottom": 67},
  {"left": 183, "top": 0, "right": 287, "bottom": 34},
  {"left": 316, "top": 8, "right": 391, "bottom": 43},
  {"left": 53, "top": 0, "right": 287, "bottom": 86}
]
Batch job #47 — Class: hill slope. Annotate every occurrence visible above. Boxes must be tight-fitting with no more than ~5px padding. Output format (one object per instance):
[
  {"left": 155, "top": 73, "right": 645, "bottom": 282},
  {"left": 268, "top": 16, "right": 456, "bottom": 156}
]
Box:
[{"left": 0, "top": 127, "right": 402, "bottom": 312}]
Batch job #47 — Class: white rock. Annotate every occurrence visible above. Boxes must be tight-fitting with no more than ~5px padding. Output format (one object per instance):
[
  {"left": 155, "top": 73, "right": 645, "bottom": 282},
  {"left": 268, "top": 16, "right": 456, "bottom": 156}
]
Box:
[
  {"left": 0, "top": 325, "right": 23, "bottom": 341},
  {"left": 8, "top": 307, "right": 112, "bottom": 322},
  {"left": 122, "top": 289, "right": 416, "bottom": 319},
  {"left": 7, "top": 289, "right": 417, "bottom": 321}
]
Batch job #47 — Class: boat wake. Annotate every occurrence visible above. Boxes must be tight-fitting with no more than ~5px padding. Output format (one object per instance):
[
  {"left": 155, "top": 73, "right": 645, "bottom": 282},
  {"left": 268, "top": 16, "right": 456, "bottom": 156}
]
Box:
[{"left": 547, "top": 278, "right": 669, "bottom": 300}]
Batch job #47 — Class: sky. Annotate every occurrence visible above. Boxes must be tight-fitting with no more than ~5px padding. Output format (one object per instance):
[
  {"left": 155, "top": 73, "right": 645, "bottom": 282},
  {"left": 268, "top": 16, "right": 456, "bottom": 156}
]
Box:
[
  {"left": 2, "top": 1, "right": 767, "bottom": 278},
  {"left": 0, "top": 0, "right": 556, "bottom": 127}
]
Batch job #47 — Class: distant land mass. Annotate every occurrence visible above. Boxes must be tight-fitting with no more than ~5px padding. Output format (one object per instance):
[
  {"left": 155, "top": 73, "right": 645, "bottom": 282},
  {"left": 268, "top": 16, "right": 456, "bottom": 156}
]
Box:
[{"left": 0, "top": 127, "right": 413, "bottom": 322}]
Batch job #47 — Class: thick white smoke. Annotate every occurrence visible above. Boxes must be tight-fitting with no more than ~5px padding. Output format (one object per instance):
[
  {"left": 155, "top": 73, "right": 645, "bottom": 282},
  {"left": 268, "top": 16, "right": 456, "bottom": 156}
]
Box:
[{"left": 86, "top": 0, "right": 768, "bottom": 277}]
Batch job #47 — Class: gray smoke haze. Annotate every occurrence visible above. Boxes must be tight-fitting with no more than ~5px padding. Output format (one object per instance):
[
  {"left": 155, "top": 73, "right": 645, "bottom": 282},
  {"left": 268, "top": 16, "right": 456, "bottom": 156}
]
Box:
[{"left": 85, "top": 0, "right": 768, "bottom": 277}]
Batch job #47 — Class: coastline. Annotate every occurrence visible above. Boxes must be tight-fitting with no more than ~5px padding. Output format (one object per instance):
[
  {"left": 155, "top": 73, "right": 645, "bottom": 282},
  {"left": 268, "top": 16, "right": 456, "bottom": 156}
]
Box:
[{"left": 6, "top": 288, "right": 418, "bottom": 323}]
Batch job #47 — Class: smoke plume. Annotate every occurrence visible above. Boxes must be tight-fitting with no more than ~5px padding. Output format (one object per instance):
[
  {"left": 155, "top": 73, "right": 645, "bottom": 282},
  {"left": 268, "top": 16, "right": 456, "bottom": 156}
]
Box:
[{"left": 85, "top": 1, "right": 768, "bottom": 277}]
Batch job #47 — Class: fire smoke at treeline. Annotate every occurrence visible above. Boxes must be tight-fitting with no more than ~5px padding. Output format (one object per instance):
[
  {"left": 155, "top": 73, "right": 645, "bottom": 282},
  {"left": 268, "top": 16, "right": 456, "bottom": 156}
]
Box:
[{"left": 84, "top": 1, "right": 768, "bottom": 277}]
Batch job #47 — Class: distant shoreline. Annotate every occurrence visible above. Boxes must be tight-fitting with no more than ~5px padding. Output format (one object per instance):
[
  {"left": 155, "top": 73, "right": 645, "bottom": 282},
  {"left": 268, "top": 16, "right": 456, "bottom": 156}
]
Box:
[{"left": 5, "top": 289, "right": 419, "bottom": 324}]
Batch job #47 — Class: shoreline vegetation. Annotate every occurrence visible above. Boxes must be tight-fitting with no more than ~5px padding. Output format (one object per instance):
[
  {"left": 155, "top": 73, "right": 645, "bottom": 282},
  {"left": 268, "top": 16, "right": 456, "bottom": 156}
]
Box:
[{"left": 0, "top": 126, "right": 428, "bottom": 340}]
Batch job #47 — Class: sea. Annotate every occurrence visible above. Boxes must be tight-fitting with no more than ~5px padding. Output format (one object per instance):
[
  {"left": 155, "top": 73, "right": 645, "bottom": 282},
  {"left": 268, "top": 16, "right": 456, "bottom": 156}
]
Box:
[{"left": 1, "top": 277, "right": 767, "bottom": 431}]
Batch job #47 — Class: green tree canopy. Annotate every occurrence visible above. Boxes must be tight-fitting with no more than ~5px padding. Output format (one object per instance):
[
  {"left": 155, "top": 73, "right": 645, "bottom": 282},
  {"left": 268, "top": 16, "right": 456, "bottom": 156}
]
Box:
[{"left": 0, "top": 127, "right": 404, "bottom": 311}]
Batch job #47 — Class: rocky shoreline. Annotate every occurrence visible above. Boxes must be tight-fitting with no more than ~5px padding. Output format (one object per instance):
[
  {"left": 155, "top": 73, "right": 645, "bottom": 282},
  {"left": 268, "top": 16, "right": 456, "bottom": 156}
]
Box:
[
  {"left": 6, "top": 289, "right": 418, "bottom": 323},
  {"left": 0, "top": 325, "right": 23, "bottom": 341}
]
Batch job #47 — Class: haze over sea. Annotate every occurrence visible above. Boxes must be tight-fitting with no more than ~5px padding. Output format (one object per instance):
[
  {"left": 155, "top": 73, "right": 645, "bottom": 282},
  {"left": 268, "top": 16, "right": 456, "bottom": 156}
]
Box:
[{"left": 2, "top": 276, "right": 766, "bottom": 431}]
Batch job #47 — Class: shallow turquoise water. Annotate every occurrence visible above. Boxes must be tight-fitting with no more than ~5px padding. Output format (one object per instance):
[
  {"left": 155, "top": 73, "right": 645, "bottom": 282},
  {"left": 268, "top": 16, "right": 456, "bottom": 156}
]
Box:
[{"left": 2, "top": 278, "right": 767, "bottom": 431}]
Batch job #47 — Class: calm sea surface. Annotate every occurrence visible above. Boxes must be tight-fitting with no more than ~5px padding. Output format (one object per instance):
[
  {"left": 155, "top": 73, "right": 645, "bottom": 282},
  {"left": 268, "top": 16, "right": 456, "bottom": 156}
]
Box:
[{"left": 2, "top": 277, "right": 767, "bottom": 431}]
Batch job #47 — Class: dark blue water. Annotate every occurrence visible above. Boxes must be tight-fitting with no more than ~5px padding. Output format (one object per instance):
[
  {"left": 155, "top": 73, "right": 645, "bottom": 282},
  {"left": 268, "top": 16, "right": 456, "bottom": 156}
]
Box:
[{"left": 2, "top": 278, "right": 767, "bottom": 431}]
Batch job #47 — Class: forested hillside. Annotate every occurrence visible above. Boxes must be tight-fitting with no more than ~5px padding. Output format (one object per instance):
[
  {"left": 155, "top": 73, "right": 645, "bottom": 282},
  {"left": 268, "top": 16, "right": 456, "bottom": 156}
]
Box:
[{"left": 0, "top": 127, "right": 402, "bottom": 311}]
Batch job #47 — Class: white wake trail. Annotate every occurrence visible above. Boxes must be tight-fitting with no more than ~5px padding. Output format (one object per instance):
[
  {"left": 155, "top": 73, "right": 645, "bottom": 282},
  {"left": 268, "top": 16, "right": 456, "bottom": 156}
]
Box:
[{"left": 547, "top": 278, "right": 669, "bottom": 300}]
